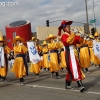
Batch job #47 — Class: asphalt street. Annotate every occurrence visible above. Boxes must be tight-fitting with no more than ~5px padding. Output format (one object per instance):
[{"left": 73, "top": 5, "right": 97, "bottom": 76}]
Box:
[{"left": 0, "top": 66, "right": 100, "bottom": 100}]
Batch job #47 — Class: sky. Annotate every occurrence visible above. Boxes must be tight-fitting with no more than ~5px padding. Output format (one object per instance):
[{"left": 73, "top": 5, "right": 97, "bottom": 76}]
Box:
[{"left": 0, "top": 0, "right": 100, "bottom": 35}]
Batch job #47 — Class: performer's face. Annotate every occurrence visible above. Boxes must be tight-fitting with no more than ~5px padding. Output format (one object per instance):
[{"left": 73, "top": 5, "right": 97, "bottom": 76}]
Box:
[
  {"left": 50, "top": 39, "right": 53, "bottom": 43},
  {"left": 95, "top": 36, "right": 98, "bottom": 39},
  {"left": 66, "top": 25, "right": 70, "bottom": 31},
  {"left": 0, "top": 41, "right": 4, "bottom": 47},
  {"left": 43, "top": 45, "right": 47, "bottom": 48},
  {"left": 16, "top": 40, "right": 21, "bottom": 45}
]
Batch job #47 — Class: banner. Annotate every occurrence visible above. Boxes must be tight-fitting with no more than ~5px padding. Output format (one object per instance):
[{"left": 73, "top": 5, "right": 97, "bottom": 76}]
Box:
[
  {"left": 93, "top": 40, "right": 100, "bottom": 58},
  {"left": 0, "top": 47, "right": 4, "bottom": 67},
  {"left": 27, "top": 42, "right": 41, "bottom": 64}
]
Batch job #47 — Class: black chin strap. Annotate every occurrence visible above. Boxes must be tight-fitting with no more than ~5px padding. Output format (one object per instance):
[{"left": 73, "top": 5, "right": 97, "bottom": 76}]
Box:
[{"left": 63, "top": 28, "right": 70, "bottom": 34}]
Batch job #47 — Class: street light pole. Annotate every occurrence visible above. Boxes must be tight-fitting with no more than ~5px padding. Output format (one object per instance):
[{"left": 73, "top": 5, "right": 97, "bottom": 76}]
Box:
[
  {"left": 92, "top": 0, "right": 96, "bottom": 28},
  {"left": 85, "top": 0, "right": 90, "bottom": 34}
]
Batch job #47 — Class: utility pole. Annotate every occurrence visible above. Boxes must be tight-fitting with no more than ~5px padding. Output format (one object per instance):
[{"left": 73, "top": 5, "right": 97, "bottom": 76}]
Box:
[{"left": 85, "top": 0, "right": 90, "bottom": 34}]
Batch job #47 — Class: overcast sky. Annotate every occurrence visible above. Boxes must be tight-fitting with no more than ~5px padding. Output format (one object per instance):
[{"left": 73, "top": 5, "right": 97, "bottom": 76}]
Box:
[{"left": 0, "top": 0, "right": 100, "bottom": 35}]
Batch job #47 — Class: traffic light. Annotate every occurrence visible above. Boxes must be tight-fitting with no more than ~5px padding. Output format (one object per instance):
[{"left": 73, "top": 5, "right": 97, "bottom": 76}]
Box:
[
  {"left": 46, "top": 20, "right": 49, "bottom": 27},
  {"left": 84, "top": 23, "right": 88, "bottom": 34},
  {"left": 91, "top": 28, "right": 96, "bottom": 35}
]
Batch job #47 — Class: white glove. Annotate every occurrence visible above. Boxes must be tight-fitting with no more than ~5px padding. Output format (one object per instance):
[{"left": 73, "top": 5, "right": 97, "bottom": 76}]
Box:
[
  {"left": 56, "top": 39, "right": 59, "bottom": 42},
  {"left": 19, "top": 43, "right": 23, "bottom": 46},
  {"left": 80, "top": 34, "right": 84, "bottom": 37},
  {"left": 72, "top": 28, "right": 78, "bottom": 33},
  {"left": 84, "top": 38, "right": 86, "bottom": 40},
  {"left": 87, "top": 38, "right": 89, "bottom": 41},
  {"left": 8, "top": 54, "right": 10, "bottom": 58}
]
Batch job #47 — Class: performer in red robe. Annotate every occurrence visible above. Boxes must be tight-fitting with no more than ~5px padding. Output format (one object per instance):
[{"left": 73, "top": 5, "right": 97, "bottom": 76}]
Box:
[{"left": 58, "top": 20, "right": 85, "bottom": 92}]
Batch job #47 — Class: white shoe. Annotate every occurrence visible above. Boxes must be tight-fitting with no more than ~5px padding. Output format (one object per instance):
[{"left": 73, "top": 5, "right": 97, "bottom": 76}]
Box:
[
  {"left": 36, "top": 75, "right": 39, "bottom": 78},
  {"left": 56, "top": 76, "right": 61, "bottom": 79},
  {"left": 51, "top": 73, "right": 54, "bottom": 78},
  {"left": 86, "top": 71, "right": 90, "bottom": 74},
  {"left": 65, "top": 86, "right": 74, "bottom": 90},
  {"left": 3, "top": 80, "right": 8, "bottom": 83},
  {"left": 20, "top": 82, "right": 24, "bottom": 86}
]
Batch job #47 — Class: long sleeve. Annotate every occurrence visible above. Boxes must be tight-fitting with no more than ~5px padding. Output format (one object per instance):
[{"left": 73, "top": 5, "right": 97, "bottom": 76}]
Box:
[
  {"left": 48, "top": 42, "right": 60, "bottom": 50},
  {"left": 13, "top": 45, "right": 28, "bottom": 54},
  {"left": 66, "top": 32, "right": 75, "bottom": 44},
  {"left": 87, "top": 40, "right": 93, "bottom": 47},
  {"left": 61, "top": 32, "right": 82, "bottom": 46},
  {"left": 4, "top": 46, "right": 11, "bottom": 54},
  {"left": 22, "top": 45, "right": 28, "bottom": 53},
  {"left": 42, "top": 47, "right": 49, "bottom": 53},
  {"left": 59, "top": 41, "right": 64, "bottom": 49}
]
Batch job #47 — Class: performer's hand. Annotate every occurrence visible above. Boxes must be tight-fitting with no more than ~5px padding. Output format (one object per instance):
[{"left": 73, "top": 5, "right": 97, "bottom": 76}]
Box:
[
  {"left": 72, "top": 28, "right": 78, "bottom": 34},
  {"left": 19, "top": 43, "right": 23, "bottom": 46}
]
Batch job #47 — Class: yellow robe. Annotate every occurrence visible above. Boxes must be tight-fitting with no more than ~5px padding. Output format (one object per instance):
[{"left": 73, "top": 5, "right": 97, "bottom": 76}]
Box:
[
  {"left": 59, "top": 41, "right": 67, "bottom": 68},
  {"left": 87, "top": 40, "right": 95, "bottom": 63},
  {"left": 0, "top": 46, "right": 11, "bottom": 77},
  {"left": 79, "top": 40, "right": 90, "bottom": 68},
  {"left": 11, "top": 45, "right": 28, "bottom": 78},
  {"left": 30, "top": 45, "right": 42, "bottom": 74},
  {"left": 48, "top": 41, "right": 61, "bottom": 72},
  {"left": 42, "top": 46, "right": 49, "bottom": 68}
]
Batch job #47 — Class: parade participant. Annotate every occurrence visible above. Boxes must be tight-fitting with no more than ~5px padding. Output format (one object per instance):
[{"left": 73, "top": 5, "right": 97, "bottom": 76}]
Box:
[
  {"left": 0, "top": 33, "right": 11, "bottom": 83},
  {"left": 58, "top": 20, "right": 85, "bottom": 92},
  {"left": 30, "top": 37, "right": 41, "bottom": 78},
  {"left": 87, "top": 34, "right": 95, "bottom": 66},
  {"left": 46, "top": 34, "right": 61, "bottom": 79},
  {"left": 78, "top": 31, "right": 91, "bottom": 74},
  {"left": 58, "top": 38, "right": 67, "bottom": 72},
  {"left": 41, "top": 40, "right": 49, "bottom": 71},
  {"left": 93, "top": 31, "right": 100, "bottom": 66},
  {"left": 11, "top": 36, "right": 28, "bottom": 85}
]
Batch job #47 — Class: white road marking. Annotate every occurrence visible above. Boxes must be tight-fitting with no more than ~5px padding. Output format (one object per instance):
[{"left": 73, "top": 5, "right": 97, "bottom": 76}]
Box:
[
  {"left": 25, "top": 84, "right": 100, "bottom": 95},
  {"left": 1, "top": 82, "right": 100, "bottom": 95}
]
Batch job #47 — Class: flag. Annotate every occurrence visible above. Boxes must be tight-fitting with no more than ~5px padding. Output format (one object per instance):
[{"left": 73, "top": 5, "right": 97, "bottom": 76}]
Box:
[
  {"left": 93, "top": 40, "right": 100, "bottom": 58},
  {"left": 27, "top": 42, "right": 41, "bottom": 64},
  {"left": 0, "top": 47, "right": 4, "bottom": 67}
]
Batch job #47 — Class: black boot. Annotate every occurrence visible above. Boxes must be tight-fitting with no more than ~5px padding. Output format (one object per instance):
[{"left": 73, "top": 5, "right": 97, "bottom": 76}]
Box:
[
  {"left": 20, "top": 77, "right": 24, "bottom": 86},
  {"left": 56, "top": 72, "right": 61, "bottom": 79},
  {"left": 77, "top": 80, "right": 85, "bottom": 92},
  {"left": 61, "top": 68, "right": 64, "bottom": 72},
  {"left": 65, "top": 80, "right": 74, "bottom": 89},
  {"left": 43, "top": 68, "right": 46, "bottom": 72},
  {"left": 2, "top": 77, "right": 7, "bottom": 83},
  {"left": 47, "top": 68, "right": 49, "bottom": 71},
  {"left": 51, "top": 71, "right": 54, "bottom": 78},
  {"left": 36, "top": 73, "right": 39, "bottom": 78}
]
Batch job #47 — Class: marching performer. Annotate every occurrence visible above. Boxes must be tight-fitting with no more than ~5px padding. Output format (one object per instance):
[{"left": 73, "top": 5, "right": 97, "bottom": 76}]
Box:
[
  {"left": 29, "top": 37, "right": 41, "bottom": 78},
  {"left": 11, "top": 36, "right": 28, "bottom": 85},
  {"left": 58, "top": 20, "right": 85, "bottom": 92},
  {"left": 58, "top": 38, "right": 67, "bottom": 71},
  {"left": 0, "top": 32, "right": 11, "bottom": 83},
  {"left": 41, "top": 40, "right": 49, "bottom": 71},
  {"left": 93, "top": 31, "right": 100, "bottom": 66},
  {"left": 87, "top": 34, "right": 95, "bottom": 66},
  {"left": 46, "top": 34, "right": 61, "bottom": 79},
  {"left": 78, "top": 31, "right": 91, "bottom": 74}
]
